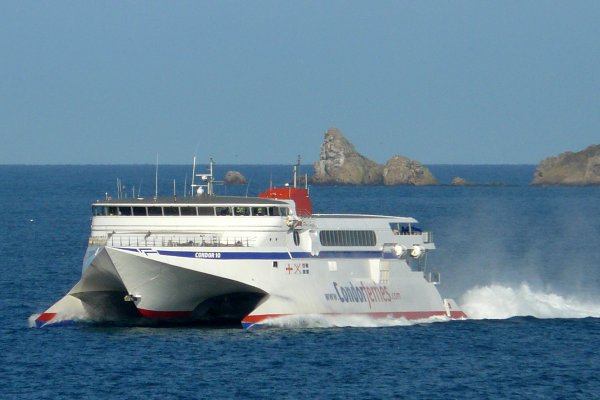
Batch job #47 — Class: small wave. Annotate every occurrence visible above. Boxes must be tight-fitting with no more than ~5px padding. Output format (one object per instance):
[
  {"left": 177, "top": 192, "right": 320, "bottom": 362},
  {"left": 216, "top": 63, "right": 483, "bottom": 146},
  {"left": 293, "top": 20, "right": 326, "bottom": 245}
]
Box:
[
  {"left": 28, "top": 313, "right": 41, "bottom": 328},
  {"left": 257, "top": 314, "right": 450, "bottom": 329},
  {"left": 459, "top": 283, "right": 600, "bottom": 320}
]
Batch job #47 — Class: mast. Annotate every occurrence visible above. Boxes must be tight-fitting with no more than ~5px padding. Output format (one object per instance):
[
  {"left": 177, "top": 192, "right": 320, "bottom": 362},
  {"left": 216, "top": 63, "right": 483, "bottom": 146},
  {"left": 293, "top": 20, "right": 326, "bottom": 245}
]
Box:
[
  {"left": 190, "top": 156, "right": 196, "bottom": 195},
  {"left": 293, "top": 154, "right": 301, "bottom": 188},
  {"left": 191, "top": 158, "right": 215, "bottom": 197}
]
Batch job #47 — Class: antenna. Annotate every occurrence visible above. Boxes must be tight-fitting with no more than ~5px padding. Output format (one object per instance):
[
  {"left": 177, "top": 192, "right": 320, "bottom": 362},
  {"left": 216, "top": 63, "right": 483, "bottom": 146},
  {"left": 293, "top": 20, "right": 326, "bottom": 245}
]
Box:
[
  {"left": 208, "top": 158, "right": 214, "bottom": 196},
  {"left": 154, "top": 153, "right": 159, "bottom": 199},
  {"left": 116, "top": 178, "right": 126, "bottom": 199},
  {"left": 191, "top": 156, "right": 196, "bottom": 197},
  {"left": 184, "top": 174, "right": 187, "bottom": 197},
  {"left": 245, "top": 178, "right": 251, "bottom": 197}
]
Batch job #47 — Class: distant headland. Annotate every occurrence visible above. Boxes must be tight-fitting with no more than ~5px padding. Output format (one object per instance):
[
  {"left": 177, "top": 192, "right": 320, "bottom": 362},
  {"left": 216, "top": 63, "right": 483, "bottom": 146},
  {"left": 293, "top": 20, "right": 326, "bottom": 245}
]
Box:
[
  {"left": 531, "top": 144, "right": 600, "bottom": 186},
  {"left": 308, "top": 127, "right": 599, "bottom": 186}
]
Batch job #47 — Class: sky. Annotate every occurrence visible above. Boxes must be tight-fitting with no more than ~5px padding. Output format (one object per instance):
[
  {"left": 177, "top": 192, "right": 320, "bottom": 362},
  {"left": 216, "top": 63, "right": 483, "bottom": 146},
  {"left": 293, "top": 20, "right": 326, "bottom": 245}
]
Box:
[{"left": 1, "top": 1, "right": 599, "bottom": 165}]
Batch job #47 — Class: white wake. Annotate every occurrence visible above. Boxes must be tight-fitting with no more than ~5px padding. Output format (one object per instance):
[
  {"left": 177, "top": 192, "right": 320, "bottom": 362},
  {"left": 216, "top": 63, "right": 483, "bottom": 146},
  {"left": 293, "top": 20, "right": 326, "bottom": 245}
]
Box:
[
  {"left": 459, "top": 282, "right": 600, "bottom": 319},
  {"left": 257, "top": 314, "right": 450, "bottom": 329}
]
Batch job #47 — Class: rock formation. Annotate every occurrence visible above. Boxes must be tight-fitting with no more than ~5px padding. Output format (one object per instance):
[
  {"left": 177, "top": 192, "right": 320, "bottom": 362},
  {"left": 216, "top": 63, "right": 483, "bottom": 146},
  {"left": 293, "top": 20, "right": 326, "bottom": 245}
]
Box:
[
  {"left": 451, "top": 177, "right": 468, "bottom": 186},
  {"left": 532, "top": 144, "right": 600, "bottom": 185},
  {"left": 312, "top": 128, "right": 383, "bottom": 185},
  {"left": 223, "top": 170, "right": 247, "bottom": 185},
  {"left": 383, "top": 155, "right": 438, "bottom": 186},
  {"left": 312, "top": 128, "right": 437, "bottom": 185}
]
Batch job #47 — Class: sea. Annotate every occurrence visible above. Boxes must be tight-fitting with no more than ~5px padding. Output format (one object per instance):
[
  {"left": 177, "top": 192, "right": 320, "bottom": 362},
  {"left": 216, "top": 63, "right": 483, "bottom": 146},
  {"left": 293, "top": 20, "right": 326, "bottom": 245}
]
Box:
[{"left": 1, "top": 164, "right": 599, "bottom": 399}]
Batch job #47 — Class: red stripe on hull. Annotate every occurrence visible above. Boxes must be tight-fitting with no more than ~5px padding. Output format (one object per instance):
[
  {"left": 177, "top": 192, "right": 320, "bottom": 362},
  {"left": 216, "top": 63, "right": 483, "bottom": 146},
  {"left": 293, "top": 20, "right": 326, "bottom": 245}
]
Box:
[
  {"left": 36, "top": 312, "right": 57, "bottom": 322},
  {"left": 449, "top": 310, "right": 468, "bottom": 319},
  {"left": 137, "top": 309, "right": 192, "bottom": 319}
]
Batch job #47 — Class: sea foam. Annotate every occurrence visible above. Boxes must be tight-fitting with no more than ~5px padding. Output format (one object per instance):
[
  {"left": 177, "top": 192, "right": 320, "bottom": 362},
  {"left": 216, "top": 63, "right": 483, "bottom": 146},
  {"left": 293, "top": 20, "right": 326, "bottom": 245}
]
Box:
[
  {"left": 255, "top": 313, "right": 449, "bottom": 329},
  {"left": 459, "top": 282, "right": 600, "bottom": 319}
]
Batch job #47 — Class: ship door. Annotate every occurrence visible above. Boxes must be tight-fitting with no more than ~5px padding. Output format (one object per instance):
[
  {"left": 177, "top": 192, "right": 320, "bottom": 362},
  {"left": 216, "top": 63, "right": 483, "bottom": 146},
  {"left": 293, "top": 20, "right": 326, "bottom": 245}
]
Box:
[{"left": 369, "top": 259, "right": 390, "bottom": 284}]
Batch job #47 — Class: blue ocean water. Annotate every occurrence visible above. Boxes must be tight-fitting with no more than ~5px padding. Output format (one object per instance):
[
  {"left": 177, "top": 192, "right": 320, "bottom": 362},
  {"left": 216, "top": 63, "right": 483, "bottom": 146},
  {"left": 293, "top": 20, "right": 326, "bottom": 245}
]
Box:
[{"left": 1, "top": 164, "right": 600, "bottom": 399}]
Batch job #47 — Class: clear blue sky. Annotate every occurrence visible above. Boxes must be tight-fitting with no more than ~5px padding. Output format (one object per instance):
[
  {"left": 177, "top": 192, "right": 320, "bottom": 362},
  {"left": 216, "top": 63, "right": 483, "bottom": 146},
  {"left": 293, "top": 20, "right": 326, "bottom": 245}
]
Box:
[{"left": 1, "top": 1, "right": 599, "bottom": 165}]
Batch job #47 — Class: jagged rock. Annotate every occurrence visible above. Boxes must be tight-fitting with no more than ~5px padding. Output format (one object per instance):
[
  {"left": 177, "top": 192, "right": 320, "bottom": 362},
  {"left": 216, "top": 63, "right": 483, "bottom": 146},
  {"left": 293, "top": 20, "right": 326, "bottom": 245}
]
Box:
[
  {"left": 311, "top": 128, "right": 438, "bottom": 185},
  {"left": 532, "top": 144, "right": 600, "bottom": 185},
  {"left": 312, "top": 128, "right": 383, "bottom": 185},
  {"left": 383, "top": 155, "right": 438, "bottom": 186},
  {"left": 223, "top": 170, "right": 247, "bottom": 185}
]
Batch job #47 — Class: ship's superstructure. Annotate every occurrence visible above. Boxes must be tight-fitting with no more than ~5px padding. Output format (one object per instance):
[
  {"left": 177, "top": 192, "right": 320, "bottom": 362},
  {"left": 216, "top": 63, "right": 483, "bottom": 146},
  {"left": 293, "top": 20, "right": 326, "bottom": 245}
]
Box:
[{"left": 36, "top": 160, "right": 466, "bottom": 328}]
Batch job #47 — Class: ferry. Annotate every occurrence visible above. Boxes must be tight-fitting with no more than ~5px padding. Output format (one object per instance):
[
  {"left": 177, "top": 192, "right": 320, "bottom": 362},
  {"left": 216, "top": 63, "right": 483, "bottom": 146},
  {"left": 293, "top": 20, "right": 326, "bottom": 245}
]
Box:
[{"left": 35, "top": 159, "right": 466, "bottom": 328}]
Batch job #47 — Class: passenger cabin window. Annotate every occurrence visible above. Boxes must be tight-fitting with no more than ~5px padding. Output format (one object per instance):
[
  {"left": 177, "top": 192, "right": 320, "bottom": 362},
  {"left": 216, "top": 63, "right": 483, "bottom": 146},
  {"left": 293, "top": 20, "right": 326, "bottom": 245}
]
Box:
[
  {"left": 180, "top": 207, "right": 197, "bottom": 216},
  {"left": 293, "top": 231, "right": 300, "bottom": 246},
  {"left": 234, "top": 206, "right": 250, "bottom": 216},
  {"left": 216, "top": 207, "right": 232, "bottom": 216},
  {"left": 132, "top": 206, "right": 147, "bottom": 216},
  {"left": 148, "top": 207, "right": 162, "bottom": 216},
  {"left": 268, "top": 207, "right": 280, "bottom": 216},
  {"left": 118, "top": 206, "right": 132, "bottom": 216},
  {"left": 319, "top": 230, "right": 377, "bottom": 247},
  {"left": 197, "top": 207, "right": 215, "bottom": 216},
  {"left": 163, "top": 206, "right": 180, "bottom": 216},
  {"left": 95, "top": 204, "right": 293, "bottom": 217},
  {"left": 93, "top": 206, "right": 107, "bottom": 216},
  {"left": 252, "top": 207, "right": 267, "bottom": 216}
]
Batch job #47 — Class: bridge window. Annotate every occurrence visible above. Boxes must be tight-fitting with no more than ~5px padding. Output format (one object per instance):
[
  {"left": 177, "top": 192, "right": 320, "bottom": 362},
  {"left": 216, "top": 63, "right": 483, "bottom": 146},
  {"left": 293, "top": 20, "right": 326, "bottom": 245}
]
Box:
[
  {"left": 389, "top": 223, "right": 421, "bottom": 235},
  {"left": 319, "top": 230, "right": 377, "bottom": 247}
]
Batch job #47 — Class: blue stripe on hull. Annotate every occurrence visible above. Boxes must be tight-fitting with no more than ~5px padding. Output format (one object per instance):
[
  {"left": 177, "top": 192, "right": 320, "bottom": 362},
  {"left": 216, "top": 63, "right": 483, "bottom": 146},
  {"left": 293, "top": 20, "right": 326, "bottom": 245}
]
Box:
[
  {"left": 35, "top": 319, "right": 76, "bottom": 328},
  {"left": 116, "top": 248, "right": 385, "bottom": 260}
]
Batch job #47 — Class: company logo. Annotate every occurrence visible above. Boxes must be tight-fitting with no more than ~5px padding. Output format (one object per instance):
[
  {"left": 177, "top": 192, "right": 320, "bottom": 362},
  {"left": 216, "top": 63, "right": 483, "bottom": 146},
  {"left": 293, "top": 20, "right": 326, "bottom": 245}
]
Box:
[{"left": 326, "top": 281, "right": 398, "bottom": 309}]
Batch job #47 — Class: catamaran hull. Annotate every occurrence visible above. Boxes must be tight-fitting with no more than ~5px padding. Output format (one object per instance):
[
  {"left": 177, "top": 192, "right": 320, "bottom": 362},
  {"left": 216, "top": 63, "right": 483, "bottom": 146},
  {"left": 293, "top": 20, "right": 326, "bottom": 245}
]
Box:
[{"left": 36, "top": 246, "right": 466, "bottom": 328}]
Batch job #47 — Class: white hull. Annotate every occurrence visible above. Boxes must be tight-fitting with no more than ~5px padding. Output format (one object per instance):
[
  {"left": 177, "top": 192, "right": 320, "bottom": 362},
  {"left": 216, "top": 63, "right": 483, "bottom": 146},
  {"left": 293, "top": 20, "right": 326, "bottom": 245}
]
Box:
[
  {"left": 35, "top": 164, "right": 466, "bottom": 328},
  {"left": 37, "top": 243, "right": 465, "bottom": 328}
]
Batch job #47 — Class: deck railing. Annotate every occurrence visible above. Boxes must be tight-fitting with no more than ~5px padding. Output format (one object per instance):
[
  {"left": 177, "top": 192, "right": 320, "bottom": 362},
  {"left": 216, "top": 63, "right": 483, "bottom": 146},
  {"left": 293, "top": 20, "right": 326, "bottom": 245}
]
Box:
[{"left": 89, "top": 235, "right": 257, "bottom": 248}]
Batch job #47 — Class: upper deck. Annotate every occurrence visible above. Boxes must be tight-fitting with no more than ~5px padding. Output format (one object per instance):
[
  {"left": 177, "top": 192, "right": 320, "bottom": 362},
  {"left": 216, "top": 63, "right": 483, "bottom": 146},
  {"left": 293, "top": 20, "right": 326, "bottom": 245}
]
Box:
[
  {"left": 88, "top": 159, "right": 430, "bottom": 251},
  {"left": 93, "top": 195, "right": 293, "bottom": 217}
]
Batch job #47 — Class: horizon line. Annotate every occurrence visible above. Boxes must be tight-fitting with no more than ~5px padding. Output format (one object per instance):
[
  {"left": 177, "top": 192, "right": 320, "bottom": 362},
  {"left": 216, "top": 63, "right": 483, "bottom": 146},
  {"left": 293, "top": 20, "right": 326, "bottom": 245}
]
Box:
[{"left": 0, "top": 162, "right": 539, "bottom": 167}]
